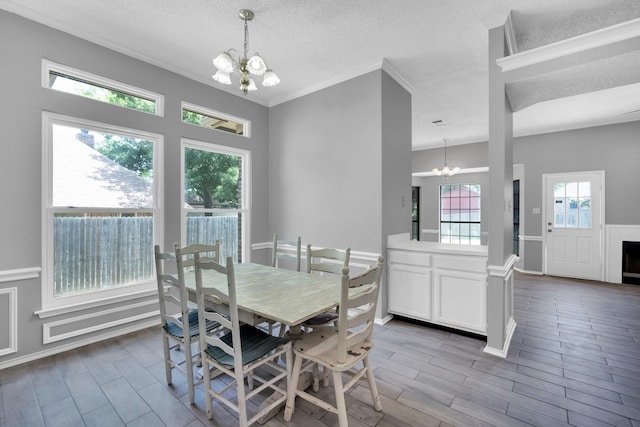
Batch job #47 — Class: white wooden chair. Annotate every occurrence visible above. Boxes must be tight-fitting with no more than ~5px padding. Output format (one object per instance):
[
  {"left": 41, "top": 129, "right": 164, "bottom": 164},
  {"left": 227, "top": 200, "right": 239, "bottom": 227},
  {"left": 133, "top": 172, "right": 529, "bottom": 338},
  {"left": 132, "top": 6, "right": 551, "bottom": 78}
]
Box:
[
  {"left": 303, "top": 244, "right": 351, "bottom": 328},
  {"left": 194, "top": 254, "right": 293, "bottom": 427},
  {"left": 154, "top": 244, "right": 221, "bottom": 405},
  {"left": 266, "top": 234, "right": 302, "bottom": 336},
  {"left": 284, "top": 257, "right": 384, "bottom": 427},
  {"left": 272, "top": 233, "right": 302, "bottom": 271},
  {"left": 303, "top": 244, "right": 351, "bottom": 389}
]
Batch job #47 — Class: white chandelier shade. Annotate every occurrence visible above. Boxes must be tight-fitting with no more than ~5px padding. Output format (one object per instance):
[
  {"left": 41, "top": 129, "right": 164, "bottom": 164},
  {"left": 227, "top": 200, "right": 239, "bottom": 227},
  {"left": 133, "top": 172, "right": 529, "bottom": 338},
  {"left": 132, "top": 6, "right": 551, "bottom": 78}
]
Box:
[
  {"left": 432, "top": 138, "right": 460, "bottom": 177},
  {"left": 211, "top": 9, "right": 280, "bottom": 95}
]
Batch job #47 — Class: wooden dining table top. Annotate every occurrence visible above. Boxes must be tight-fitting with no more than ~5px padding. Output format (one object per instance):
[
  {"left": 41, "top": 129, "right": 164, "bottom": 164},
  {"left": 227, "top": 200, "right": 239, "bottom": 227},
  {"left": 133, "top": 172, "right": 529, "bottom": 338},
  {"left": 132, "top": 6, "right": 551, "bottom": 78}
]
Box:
[{"left": 183, "top": 262, "right": 342, "bottom": 327}]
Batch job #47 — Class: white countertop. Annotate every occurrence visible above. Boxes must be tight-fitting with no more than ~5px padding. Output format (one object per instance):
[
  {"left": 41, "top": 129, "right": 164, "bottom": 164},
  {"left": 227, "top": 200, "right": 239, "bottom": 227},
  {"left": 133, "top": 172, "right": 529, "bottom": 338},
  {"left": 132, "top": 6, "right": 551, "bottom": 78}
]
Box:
[{"left": 387, "top": 234, "right": 488, "bottom": 257}]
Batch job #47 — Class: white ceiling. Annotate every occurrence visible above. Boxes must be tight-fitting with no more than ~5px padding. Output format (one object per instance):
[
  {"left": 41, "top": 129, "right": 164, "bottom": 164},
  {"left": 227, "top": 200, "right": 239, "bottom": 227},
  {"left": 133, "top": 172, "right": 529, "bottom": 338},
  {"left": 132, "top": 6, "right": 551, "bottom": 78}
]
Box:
[{"left": 2, "top": 0, "right": 639, "bottom": 149}]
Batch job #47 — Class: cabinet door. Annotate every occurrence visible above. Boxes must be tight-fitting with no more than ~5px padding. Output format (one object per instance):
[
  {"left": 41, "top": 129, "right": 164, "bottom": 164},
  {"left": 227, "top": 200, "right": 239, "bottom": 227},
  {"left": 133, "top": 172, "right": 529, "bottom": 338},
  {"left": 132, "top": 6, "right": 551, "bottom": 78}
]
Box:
[
  {"left": 388, "top": 263, "right": 432, "bottom": 321},
  {"left": 434, "top": 269, "right": 486, "bottom": 334}
]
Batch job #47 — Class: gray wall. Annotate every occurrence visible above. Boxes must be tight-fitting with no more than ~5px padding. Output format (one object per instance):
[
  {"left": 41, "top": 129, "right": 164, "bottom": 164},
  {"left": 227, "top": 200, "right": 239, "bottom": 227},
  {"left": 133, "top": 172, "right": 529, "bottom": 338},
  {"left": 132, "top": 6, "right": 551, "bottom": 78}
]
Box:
[
  {"left": 269, "top": 69, "right": 412, "bottom": 318},
  {"left": 268, "top": 70, "right": 383, "bottom": 251},
  {"left": 0, "top": 10, "right": 269, "bottom": 367},
  {"left": 412, "top": 121, "right": 640, "bottom": 272},
  {"left": 380, "top": 71, "right": 413, "bottom": 317}
]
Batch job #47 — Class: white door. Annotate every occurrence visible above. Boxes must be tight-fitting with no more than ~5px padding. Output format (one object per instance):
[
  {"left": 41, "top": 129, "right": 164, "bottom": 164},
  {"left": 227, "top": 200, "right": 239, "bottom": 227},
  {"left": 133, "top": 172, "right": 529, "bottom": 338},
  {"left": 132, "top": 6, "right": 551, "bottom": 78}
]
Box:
[{"left": 544, "top": 171, "right": 604, "bottom": 281}]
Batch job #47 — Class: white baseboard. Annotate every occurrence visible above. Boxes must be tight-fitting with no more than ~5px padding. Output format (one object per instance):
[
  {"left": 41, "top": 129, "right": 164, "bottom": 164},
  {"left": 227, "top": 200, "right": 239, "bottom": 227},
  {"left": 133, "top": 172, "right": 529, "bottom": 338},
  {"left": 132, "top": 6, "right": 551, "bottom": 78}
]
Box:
[
  {"left": 375, "top": 315, "right": 393, "bottom": 325},
  {"left": 514, "top": 267, "right": 543, "bottom": 275},
  {"left": 483, "top": 317, "right": 517, "bottom": 358}
]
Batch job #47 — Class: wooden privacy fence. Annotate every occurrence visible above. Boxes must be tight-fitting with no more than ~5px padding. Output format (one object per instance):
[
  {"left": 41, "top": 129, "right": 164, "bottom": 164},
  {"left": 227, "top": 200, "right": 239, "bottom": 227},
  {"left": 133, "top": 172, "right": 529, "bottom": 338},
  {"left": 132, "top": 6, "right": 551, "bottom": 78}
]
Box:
[
  {"left": 54, "top": 215, "right": 238, "bottom": 297},
  {"left": 186, "top": 215, "right": 239, "bottom": 262}
]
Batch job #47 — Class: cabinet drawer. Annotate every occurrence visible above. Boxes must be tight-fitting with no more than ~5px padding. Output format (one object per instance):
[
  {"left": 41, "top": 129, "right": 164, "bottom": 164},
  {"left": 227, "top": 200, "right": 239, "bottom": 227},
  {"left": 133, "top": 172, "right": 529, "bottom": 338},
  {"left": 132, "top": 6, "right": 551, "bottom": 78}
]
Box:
[{"left": 388, "top": 249, "right": 432, "bottom": 267}]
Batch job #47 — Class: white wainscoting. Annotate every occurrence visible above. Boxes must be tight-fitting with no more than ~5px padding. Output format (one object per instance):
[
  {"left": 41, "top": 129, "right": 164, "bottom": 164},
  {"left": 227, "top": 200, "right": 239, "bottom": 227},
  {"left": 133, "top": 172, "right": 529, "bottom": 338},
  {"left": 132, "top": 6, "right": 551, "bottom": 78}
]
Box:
[
  {"left": 43, "top": 300, "right": 159, "bottom": 344},
  {"left": 0, "top": 267, "right": 41, "bottom": 283},
  {"left": 605, "top": 225, "right": 640, "bottom": 283},
  {"left": 0, "top": 287, "right": 18, "bottom": 356}
]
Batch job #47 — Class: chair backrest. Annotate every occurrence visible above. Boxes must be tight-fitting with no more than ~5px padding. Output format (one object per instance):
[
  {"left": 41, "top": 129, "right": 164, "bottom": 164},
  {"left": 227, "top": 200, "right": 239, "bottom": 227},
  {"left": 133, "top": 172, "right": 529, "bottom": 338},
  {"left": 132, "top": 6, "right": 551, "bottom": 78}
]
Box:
[
  {"left": 336, "top": 256, "right": 384, "bottom": 364},
  {"left": 154, "top": 245, "right": 189, "bottom": 332},
  {"left": 194, "top": 254, "right": 243, "bottom": 370},
  {"left": 175, "top": 241, "right": 221, "bottom": 270},
  {"left": 306, "top": 244, "right": 351, "bottom": 275},
  {"left": 174, "top": 241, "right": 221, "bottom": 312},
  {"left": 272, "top": 233, "right": 302, "bottom": 272}
]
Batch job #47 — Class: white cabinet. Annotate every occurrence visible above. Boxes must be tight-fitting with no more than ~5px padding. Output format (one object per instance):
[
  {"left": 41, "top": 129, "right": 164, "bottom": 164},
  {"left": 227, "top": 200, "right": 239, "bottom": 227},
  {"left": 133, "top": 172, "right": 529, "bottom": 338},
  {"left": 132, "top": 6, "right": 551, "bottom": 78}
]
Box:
[
  {"left": 433, "top": 269, "right": 486, "bottom": 333},
  {"left": 387, "top": 241, "right": 488, "bottom": 335},
  {"left": 388, "top": 262, "right": 432, "bottom": 321}
]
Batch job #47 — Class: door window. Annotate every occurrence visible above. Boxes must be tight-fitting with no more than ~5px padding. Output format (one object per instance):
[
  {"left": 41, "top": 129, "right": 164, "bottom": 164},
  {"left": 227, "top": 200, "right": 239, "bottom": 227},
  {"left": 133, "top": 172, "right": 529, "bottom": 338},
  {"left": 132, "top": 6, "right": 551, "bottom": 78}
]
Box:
[{"left": 553, "top": 182, "right": 591, "bottom": 228}]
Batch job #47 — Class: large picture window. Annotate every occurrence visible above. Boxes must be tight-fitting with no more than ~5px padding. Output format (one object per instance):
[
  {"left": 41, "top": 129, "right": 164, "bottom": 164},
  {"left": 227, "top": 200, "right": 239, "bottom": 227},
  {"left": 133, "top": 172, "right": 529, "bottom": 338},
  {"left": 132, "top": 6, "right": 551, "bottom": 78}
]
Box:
[
  {"left": 43, "top": 113, "right": 162, "bottom": 310},
  {"left": 439, "top": 184, "right": 481, "bottom": 245},
  {"left": 181, "top": 139, "right": 250, "bottom": 263}
]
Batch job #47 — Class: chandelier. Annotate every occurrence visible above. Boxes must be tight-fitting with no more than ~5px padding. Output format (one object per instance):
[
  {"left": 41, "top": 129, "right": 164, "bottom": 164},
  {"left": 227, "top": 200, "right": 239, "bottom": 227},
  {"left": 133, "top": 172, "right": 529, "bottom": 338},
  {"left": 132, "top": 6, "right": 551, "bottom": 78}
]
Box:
[
  {"left": 432, "top": 138, "right": 460, "bottom": 177},
  {"left": 212, "top": 9, "right": 280, "bottom": 95}
]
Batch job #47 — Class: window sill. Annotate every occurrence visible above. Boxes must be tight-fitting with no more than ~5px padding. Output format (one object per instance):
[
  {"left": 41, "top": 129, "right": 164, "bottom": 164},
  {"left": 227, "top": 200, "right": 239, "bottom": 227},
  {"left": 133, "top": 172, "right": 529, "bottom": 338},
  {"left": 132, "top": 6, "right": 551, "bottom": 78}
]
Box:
[{"left": 35, "top": 287, "right": 158, "bottom": 319}]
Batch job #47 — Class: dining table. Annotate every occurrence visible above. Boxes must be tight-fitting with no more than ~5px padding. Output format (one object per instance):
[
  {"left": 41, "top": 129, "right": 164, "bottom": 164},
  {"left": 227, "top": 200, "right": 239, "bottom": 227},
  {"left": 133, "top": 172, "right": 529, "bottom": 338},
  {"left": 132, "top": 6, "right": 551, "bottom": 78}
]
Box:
[
  {"left": 182, "top": 262, "right": 344, "bottom": 332},
  {"left": 182, "top": 261, "right": 346, "bottom": 423}
]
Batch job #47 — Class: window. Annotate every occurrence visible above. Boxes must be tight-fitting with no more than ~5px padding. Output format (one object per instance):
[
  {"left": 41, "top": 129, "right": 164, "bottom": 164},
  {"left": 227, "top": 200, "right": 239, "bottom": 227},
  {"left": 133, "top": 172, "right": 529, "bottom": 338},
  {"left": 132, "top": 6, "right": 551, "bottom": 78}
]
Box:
[
  {"left": 513, "top": 180, "right": 520, "bottom": 256},
  {"left": 42, "top": 113, "right": 162, "bottom": 310},
  {"left": 182, "top": 139, "right": 250, "bottom": 263},
  {"left": 411, "top": 186, "right": 420, "bottom": 240},
  {"left": 439, "top": 184, "right": 481, "bottom": 245},
  {"left": 553, "top": 181, "right": 591, "bottom": 228},
  {"left": 43, "top": 59, "right": 164, "bottom": 115},
  {"left": 182, "top": 102, "right": 249, "bottom": 137}
]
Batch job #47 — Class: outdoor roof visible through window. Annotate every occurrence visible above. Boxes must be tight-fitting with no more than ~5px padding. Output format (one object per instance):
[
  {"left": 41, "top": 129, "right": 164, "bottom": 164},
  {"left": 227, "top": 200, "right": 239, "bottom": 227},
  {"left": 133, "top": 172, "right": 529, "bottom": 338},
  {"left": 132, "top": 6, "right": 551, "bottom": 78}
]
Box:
[{"left": 181, "top": 102, "right": 249, "bottom": 137}]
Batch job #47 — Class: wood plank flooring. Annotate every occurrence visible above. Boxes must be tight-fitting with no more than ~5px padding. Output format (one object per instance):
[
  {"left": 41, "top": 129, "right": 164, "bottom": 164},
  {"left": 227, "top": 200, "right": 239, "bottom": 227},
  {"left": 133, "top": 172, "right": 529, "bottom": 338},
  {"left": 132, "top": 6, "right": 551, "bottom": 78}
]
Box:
[{"left": 1, "top": 272, "right": 639, "bottom": 426}]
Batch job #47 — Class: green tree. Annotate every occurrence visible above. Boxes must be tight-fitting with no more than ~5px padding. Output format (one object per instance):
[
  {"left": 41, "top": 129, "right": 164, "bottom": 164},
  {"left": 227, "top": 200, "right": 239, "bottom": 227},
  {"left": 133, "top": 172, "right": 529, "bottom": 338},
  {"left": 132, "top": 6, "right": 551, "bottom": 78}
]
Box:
[
  {"left": 185, "top": 148, "right": 239, "bottom": 209},
  {"left": 96, "top": 135, "right": 153, "bottom": 179},
  {"left": 91, "top": 90, "right": 240, "bottom": 208}
]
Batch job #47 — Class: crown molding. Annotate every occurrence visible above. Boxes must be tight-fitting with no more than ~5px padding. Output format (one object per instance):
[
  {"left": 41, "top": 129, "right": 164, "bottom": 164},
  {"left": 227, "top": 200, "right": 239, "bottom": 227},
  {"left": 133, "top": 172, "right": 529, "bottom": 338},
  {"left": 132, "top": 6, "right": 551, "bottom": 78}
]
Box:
[
  {"left": 269, "top": 58, "right": 414, "bottom": 107},
  {"left": 483, "top": 10, "right": 511, "bottom": 30},
  {"left": 381, "top": 58, "right": 416, "bottom": 94},
  {"left": 497, "top": 17, "right": 640, "bottom": 72}
]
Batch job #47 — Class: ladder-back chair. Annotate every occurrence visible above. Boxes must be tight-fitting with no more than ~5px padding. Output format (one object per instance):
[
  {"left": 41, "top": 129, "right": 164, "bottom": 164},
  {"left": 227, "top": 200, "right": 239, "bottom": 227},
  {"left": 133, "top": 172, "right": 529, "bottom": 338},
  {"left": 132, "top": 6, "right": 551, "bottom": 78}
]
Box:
[
  {"left": 154, "top": 244, "right": 220, "bottom": 405},
  {"left": 194, "top": 254, "right": 293, "bottom": 426},
  {"left": 284, "top": 257, "right": 384, "bottom": 427}
]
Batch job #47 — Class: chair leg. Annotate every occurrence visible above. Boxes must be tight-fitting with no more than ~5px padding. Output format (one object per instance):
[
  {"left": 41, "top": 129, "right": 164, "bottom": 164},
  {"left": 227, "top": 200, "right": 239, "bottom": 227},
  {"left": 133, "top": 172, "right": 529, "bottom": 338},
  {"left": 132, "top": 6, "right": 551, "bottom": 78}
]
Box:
[
  {"left": 162, "top": 335, "right": 172, "bottom": 384},
  {"left": 284, "top": 354, "right": 303, "bottom": 421},
  {"left": 363, "top": 356, "right": 382, "bottom": 411},
  {"left": 322, "top": 365, "right": 330, "bottom": 387},
  {"left": 202, "top": 356, "right": 214, "bottom": 420},
  {"left": 184, "top": 338, "right": 195, "bottom": 405},
  {"left": 312, "top": 363, "right": 320, "bottom": 392},
  {"left": 332, "top": 370, "right": 348, "bottom": 427},
  {"left": 237, "top": 374, "right": 249, "bottom": 427}
]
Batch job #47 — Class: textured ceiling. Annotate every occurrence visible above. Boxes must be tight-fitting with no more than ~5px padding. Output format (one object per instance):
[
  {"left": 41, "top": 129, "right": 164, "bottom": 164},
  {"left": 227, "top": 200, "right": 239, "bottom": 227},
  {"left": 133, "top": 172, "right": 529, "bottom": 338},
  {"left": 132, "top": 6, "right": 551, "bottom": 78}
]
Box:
[{"left": 1, "top": 0, "right": 639, "bottom": 149}]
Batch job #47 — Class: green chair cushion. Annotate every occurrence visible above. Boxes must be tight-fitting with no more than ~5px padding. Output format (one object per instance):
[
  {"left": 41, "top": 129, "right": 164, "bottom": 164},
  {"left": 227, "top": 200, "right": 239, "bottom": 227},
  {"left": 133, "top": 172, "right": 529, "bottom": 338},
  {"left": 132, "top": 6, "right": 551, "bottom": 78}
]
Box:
[
  {"left": 163, "top": 310, "right": 219, "bottom": 338},
  {"left": 205, "top": 324, "right": 289, "bottom": 366}
]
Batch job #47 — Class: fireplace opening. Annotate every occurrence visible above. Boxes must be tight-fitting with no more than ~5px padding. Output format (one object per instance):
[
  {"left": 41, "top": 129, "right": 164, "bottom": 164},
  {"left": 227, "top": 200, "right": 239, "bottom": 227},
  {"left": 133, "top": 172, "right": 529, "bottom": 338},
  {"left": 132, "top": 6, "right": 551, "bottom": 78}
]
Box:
[{"left": 622, "top": 241, "right": 640, "bottom": 285}]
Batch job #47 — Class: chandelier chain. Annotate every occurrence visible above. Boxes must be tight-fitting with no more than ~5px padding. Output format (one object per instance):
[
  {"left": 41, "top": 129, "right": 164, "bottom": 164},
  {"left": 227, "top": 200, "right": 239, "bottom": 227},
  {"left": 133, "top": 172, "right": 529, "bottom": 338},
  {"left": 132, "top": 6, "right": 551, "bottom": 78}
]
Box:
[{"left": 243, "top": 18, "right": 249, "bottom": 59}]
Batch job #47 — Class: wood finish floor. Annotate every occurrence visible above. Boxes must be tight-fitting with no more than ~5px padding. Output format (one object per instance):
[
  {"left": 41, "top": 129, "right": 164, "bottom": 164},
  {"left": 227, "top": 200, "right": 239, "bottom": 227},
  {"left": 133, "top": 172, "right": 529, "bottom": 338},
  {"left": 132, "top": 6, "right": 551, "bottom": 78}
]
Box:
[{"left": 1, "top": 272, "right": 639, "bottom": 426}]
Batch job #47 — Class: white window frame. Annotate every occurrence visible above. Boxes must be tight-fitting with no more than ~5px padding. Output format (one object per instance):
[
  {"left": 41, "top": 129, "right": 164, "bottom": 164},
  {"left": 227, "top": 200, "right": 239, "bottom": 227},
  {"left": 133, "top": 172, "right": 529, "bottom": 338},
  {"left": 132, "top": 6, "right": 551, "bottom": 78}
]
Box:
[
  {"left": 40, "top": 112, "right": 164, "bottom": 315},
  {"left": 439, "top": 183, "right": 482, "bottom": 245},
  {"left": 181, "top": 138, "right": 251, "bottom": 263},
  {"left": 42, "top": 59, "right": 165, "bottom": 116},
  {"left": 181, "top": 101, "right": 250, "bottom": 138}
]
